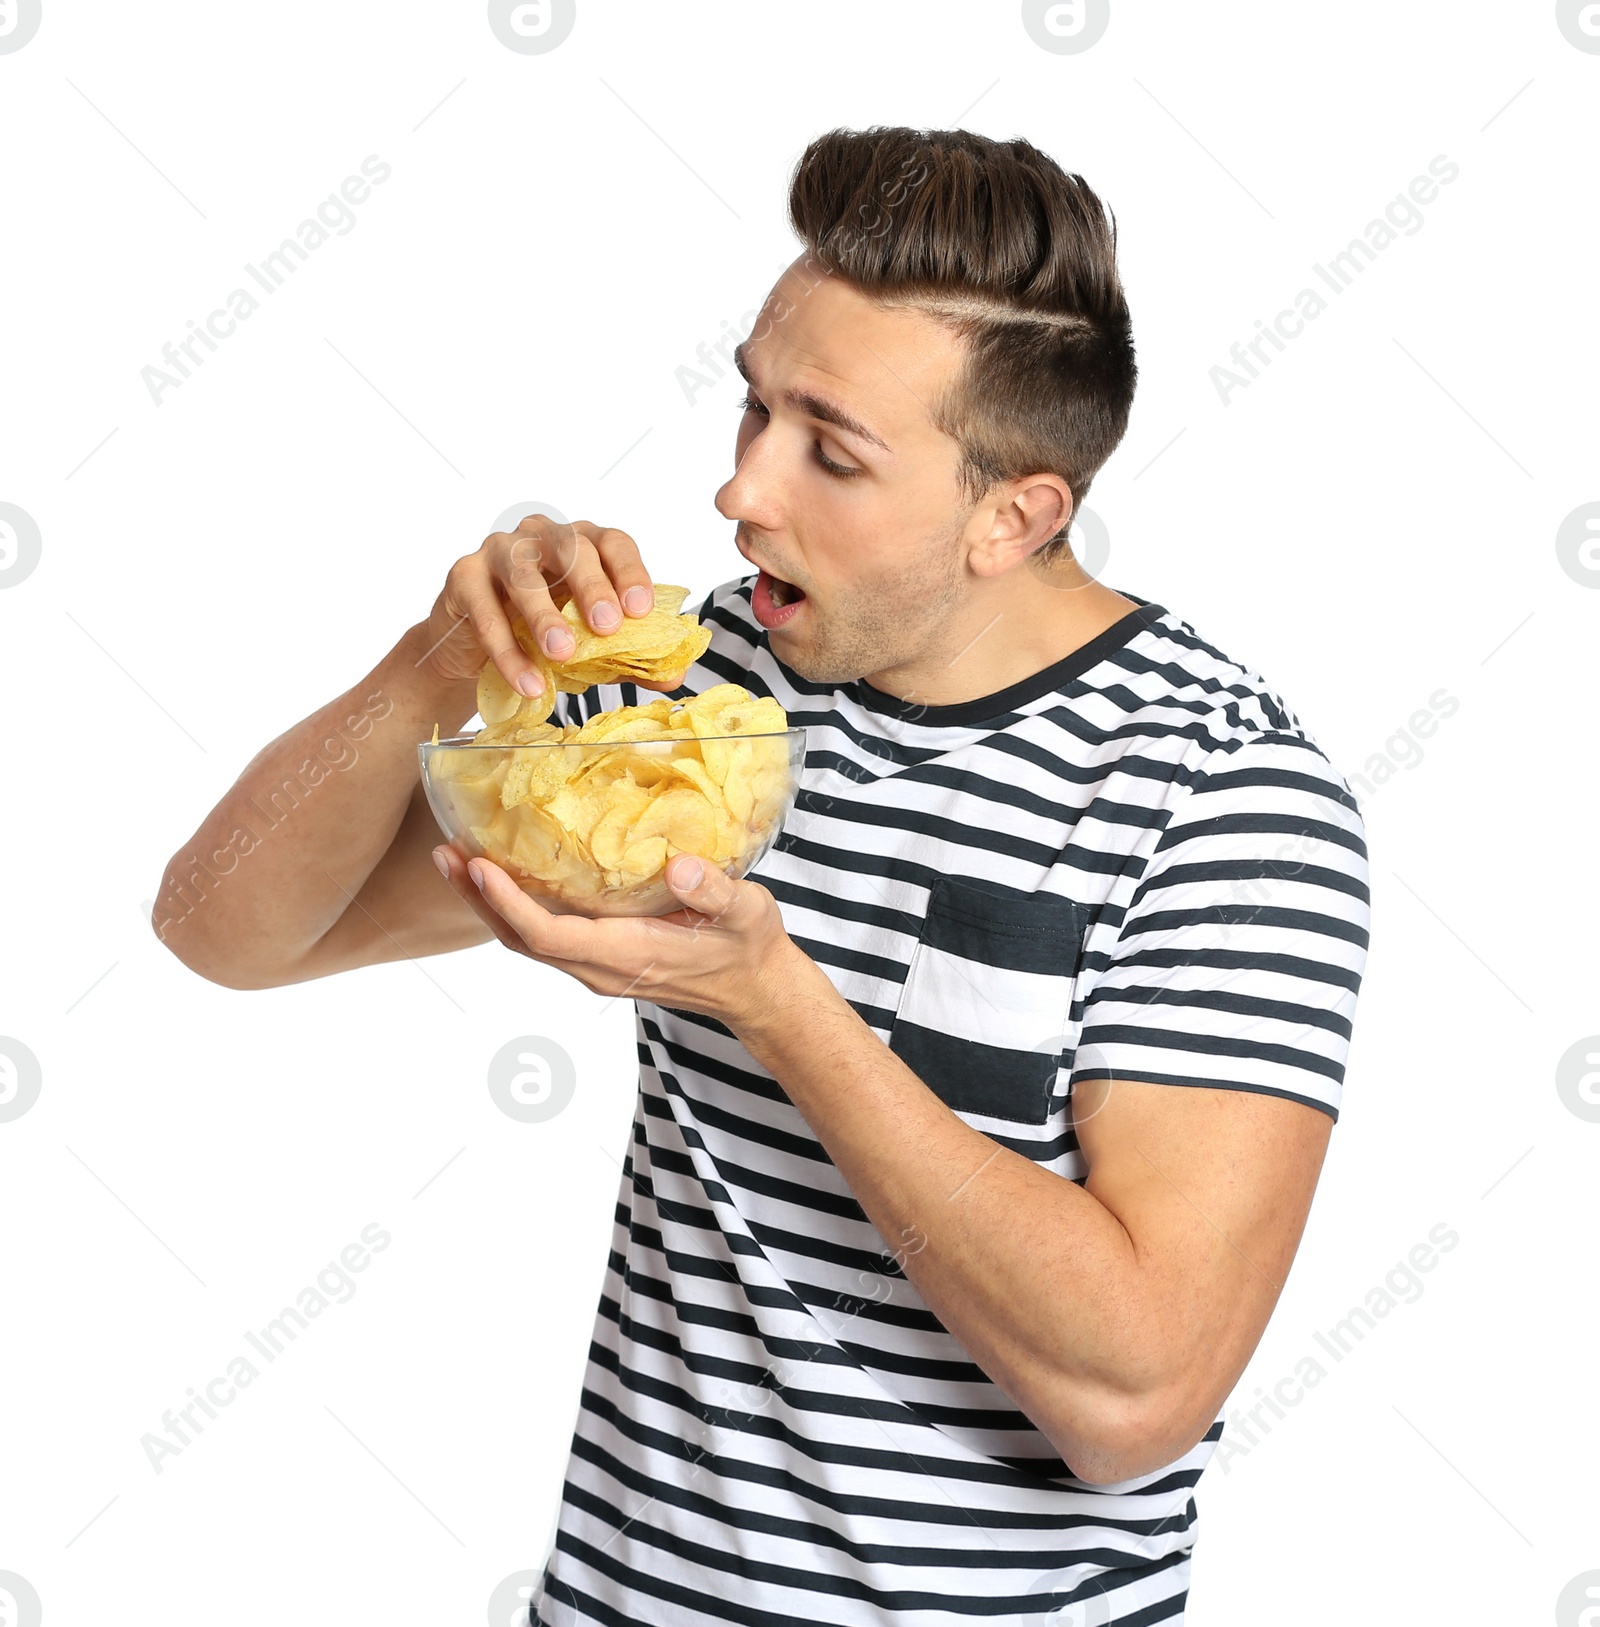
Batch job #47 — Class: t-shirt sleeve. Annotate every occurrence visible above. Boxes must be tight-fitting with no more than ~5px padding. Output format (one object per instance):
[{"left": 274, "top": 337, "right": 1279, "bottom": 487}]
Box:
[{"left": 1069, "top": 733, "right": 1370, "bottom": 1121}]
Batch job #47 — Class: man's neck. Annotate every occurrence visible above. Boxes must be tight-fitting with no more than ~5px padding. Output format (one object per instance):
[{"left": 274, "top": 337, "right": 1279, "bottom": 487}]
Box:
[{"left": 863, "top": 572, "right": 1142, "bottom": 710}]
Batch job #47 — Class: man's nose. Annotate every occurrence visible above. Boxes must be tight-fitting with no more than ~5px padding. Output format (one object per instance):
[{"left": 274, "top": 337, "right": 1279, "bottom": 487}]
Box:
[{"left": 715, "top": 443, "right": 784, "bottom": 530}]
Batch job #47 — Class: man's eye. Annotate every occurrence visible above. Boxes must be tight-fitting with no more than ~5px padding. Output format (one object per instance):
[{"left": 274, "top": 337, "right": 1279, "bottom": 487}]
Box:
[
  {"left": 812, "top": 445, "right": 862, "bottom": 480},
  {"left": 735, "top": 392, "right": 862, "bottom": 481}
]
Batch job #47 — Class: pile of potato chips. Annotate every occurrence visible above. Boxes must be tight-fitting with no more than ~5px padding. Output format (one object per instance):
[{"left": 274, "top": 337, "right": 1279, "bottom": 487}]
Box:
[{"left": 427, "top": 584, "right": 795, "bottom": 910}]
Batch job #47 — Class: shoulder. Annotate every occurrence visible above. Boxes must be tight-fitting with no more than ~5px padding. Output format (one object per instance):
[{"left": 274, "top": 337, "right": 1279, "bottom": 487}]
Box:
[
  {"left": 1071, "top": 608, "right": 1369, "bottom": 1124},
  {"left": 1109, "top": 608, "right": 1370, "bottom": 938},
  {"left": 1100, "top": 599, "right": 1360, "bottom": 815}
]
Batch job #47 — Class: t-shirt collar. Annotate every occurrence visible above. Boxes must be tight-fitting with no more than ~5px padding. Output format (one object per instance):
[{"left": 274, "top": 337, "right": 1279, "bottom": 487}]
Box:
[{"left": 835, "top": 590, "right": 1167, "bottom": 727}]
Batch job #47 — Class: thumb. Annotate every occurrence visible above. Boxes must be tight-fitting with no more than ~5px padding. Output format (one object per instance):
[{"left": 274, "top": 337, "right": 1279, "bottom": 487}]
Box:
[{"left": 666, "top": 852, "right": 739, "bottom": 921}]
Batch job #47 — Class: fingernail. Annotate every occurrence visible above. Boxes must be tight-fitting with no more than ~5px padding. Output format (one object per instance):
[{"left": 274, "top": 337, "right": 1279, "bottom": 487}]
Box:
[
  {"left": 624, "top": 586, "right": 653, "bottom": 615},
  {"left": 516, "top": 668, "right": 544, "bottom": 697},
  {"left": 543, "top": 628, "right": 574, "bottom": 658},
  {"left": 432, "top": 848, "right": 451, "bottom": 879},
  {"left": 591, "top": 601, "right": 620, "bottom": 631},
  {"left": 675, "top": 858, "right": 703, "bottom": 889},
  {"left": 468, "top": 860, "right": 486, "bottom": 889}
]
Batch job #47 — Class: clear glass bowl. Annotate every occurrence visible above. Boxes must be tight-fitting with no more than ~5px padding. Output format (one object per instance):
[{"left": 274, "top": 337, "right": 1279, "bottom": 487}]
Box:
[{"left": 418, "top": 727, "right": 806, "bottom": 917}]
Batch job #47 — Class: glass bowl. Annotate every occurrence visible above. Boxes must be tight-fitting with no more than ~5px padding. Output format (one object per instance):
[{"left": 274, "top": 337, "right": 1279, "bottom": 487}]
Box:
[{"left": 418, "top": 727, "right": 806, "bottom": 917}]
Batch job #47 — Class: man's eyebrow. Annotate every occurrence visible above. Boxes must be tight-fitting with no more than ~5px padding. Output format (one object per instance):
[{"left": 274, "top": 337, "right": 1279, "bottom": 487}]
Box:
[{"left": 732, "top": 342, "right": 892, "bottom": 455}]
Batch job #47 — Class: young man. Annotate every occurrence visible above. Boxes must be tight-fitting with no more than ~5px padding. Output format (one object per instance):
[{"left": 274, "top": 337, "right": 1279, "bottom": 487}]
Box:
[{"left": 157, "top": 128, "right": 1369, "bottom": 1624}]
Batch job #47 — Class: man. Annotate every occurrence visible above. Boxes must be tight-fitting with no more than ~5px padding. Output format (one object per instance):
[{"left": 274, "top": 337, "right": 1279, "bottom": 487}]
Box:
[{"left": 156, "top": 128, "right": 1369, "bottom": 1624}]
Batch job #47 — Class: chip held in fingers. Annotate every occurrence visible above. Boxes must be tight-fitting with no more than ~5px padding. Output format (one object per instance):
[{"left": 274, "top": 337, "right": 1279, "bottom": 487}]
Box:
[{"left": 475, "top": 583, "right": 710, "bottom": 731}]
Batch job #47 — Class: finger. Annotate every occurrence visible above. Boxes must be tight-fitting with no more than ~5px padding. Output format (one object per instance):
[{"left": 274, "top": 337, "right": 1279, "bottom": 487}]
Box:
[
  {"left": 587, "top": 527, "right": 657, "bottom": 621},
  {"left": 450, "top": 552, "right": 547, "bottom": 700},
  {"left": 662, "top": 852, "right": 744, "bottom": 925},
  {"left": 491, "top": 516, "right": 583, "bottom": 664},
  {"left": 466, "top": 855, "right": 622, "bottom": 962},
  {"left": 439, "top": 847, "right": 611, "bottom": 986},
  {"left": 469, "top": 860, "right": 673, "bottom": 1004},
  {"left": 550, "top": 522, "right": 635, "bottom": 639},
  {"left": 432, "top": 843, "right": 534, "bottom": 956}
]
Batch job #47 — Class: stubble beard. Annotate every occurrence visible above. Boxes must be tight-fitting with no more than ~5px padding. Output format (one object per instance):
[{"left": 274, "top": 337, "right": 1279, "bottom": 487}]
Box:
[{"left": 776, "top": 520, "right": 967, "bottom": 688}]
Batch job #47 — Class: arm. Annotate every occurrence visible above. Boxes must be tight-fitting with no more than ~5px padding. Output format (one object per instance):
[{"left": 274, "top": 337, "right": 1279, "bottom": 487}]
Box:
[
  {"left": 735, "top": 731, "right": 1368, "bottom": 1484},
  {"left": 735, "top": 960, "right": 1331, "bottom": 1485},
  {"left": 152, "top": 620, "right": 493, "bottom": 989}
]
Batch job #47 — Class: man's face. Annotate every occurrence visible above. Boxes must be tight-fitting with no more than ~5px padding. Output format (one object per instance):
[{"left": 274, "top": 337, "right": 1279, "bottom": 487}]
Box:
[{"left": 714, "top": 256, "right": 984, "bottom": 688}]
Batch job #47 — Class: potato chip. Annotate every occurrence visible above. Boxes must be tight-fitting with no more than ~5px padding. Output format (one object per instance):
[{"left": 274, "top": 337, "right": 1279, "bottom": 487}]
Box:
[
  {"left": 588, "top": 778, "right": 667, "bottom": 871},
  {"left": 608, "top": 836, "right": 668, "bottom": 888},
  {"left": 504, "top": 804, "right": 567, "bottom": 876},
  {"left": 475, "top": 661, "right": 524, "bottom": 727},
  {"left": 633, "top": 784, "right": 720, "bottom": 851},
  {"left": 500, "top": 742, "right": 584, "bottom": 809}
]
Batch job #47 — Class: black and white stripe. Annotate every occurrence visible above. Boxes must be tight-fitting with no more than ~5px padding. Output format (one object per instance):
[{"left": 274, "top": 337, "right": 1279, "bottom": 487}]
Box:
[{"left": 530, "top": 575, "right": 1370, "bottom": 1625}]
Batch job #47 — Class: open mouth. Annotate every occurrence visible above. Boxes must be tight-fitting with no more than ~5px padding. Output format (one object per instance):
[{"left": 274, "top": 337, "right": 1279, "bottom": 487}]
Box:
[{"left": 753, "top": 566, "right": 808, "bottom": 628}]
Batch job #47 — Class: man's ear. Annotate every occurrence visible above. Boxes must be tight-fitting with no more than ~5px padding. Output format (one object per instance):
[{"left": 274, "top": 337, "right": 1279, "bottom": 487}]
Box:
[{"left": 970, "top": 475, "right": 1074, "bottom": 576}]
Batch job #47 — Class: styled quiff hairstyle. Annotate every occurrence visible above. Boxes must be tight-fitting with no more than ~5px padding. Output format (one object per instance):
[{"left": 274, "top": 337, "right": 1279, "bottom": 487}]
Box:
[{"left": 787, "top": 126, "right": 1136, "bottom": 569}]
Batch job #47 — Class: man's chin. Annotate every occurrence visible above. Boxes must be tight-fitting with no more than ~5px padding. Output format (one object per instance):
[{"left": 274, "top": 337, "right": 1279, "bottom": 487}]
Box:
[
  {"left": 770, "top": 642, "right": 870, "bottom": 691},
  {"left": 755, "top": 598, "right": 873, "bottom": 687}
]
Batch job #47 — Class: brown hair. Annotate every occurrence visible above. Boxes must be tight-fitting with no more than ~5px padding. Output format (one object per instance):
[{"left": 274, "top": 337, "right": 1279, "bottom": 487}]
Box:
[{"left": 787, "top": 126, "right": 1136, "bottom": 569}]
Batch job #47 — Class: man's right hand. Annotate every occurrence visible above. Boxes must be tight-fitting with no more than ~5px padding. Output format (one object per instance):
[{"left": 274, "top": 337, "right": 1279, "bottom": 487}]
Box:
[{"left": 417, "top": 514, "right": 686, "bottom": 700}]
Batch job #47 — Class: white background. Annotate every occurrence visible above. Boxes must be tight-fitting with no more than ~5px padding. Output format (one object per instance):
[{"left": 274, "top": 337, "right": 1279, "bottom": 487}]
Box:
[{"left": 2, "top": 2, "right": 1596, "bottom": 1623}]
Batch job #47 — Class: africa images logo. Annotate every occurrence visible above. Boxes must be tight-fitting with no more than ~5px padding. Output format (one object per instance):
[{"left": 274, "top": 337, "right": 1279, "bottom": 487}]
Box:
[
  {"left": 0, "top": 0, "right": 43, "bottom": 53},
  {"left": 0, "top": 502, "right": 42, "bottom": 588},
  {"left": 139, "top": 158, "right": 392, "bottom": 406},
  {"left": 1021, "top": 0, "right": 1110, "bottom": 54},
  {"left": 488, "top": 0, "right": 576, "bottom": 53},
  {"left": 1210, "top": 157, "right": 1459, "bottom": 406},
  {"left": 0, "top": 1572, "right": 43, "bottom": 1627}
]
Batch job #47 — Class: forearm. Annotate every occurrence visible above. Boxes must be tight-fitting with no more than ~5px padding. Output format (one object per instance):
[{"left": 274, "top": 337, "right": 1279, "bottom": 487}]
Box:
[
  {"left": 153, "top": 620, "right": 477, "bottom": 983},
  {"left": 733, "top": 946, "right": 1173, "bottom": 1484}
]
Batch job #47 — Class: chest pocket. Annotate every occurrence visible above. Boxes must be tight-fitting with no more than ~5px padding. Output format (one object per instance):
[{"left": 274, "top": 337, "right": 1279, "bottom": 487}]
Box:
[{"left": 887, "top": 876, "right": 1087, "bottom": 1126}]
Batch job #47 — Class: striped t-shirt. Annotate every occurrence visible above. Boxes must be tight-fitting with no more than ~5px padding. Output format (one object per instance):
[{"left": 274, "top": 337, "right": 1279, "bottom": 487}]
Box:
[{"left": 528, "top": 573, "right": 1370, "bottom": 1626}]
